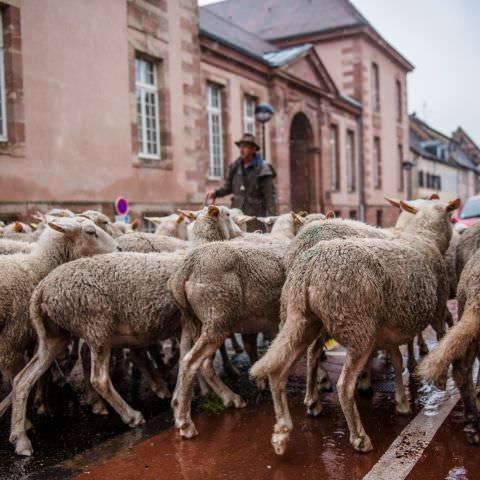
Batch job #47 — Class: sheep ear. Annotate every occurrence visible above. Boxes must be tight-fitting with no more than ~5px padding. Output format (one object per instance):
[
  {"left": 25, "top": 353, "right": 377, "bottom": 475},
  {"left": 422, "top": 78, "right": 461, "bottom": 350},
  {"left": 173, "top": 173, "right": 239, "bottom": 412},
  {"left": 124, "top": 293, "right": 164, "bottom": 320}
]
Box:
[
  {"left": 207, "top": 205, "right": 220, "bottom": 217},
  {"left": 47, "top": 220, "right": 79, "bottom": 235},
  {"left": 297, "top": 210, "right": 309, "bottom": 217},
  {"left": 131, "top": 219, "right": 140, "bottom": 230},
  {"left": 446, "top": 198, "right": 460, "bottom": 212},
  {"left": 145, "top": 217, "right": 162, "bottom": 226},
  {"left": 399, "top": 201, "right": 418, "bottom": 214},
  {"left": 430, "top": 193, "right": 440, "bottom": 200},
  {"left": 175, "top": 213, "right": 185, "bottom": 224},
  {"left": 77, "top": 213, "right": 93, "bottom": 221},
  {"left": 178, "top": 209, "right": 198, "bottom": 220},
  {"left": 325, "top": 210, "right": 336, "bottom": 219},
  {"left": 385, "top": 197, "right": 401, "bottom": 208},
  {"left": 291, "top": 212, "right": 305, "bottom": 225},
  {"left": 32, "top": 211, "right": 45, "bottom": 222},
  {"left": 236, "top": 214, "right": 256, "bottom": 224}
]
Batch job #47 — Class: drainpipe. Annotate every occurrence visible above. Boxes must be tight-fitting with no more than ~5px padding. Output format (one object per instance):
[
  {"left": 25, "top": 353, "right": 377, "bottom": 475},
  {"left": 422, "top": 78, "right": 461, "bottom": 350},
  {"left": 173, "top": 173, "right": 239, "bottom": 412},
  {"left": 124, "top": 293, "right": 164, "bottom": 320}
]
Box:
[{"left": 356, "top": 115, "right": 366, "bottom": 222}]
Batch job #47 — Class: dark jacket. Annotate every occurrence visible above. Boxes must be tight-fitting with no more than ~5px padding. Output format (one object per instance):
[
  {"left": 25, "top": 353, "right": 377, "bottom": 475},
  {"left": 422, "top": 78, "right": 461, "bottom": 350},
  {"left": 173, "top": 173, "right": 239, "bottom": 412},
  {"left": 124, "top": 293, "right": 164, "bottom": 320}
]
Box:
[{"left": 214, "top": 154, "right": 277, "bottom": 217}]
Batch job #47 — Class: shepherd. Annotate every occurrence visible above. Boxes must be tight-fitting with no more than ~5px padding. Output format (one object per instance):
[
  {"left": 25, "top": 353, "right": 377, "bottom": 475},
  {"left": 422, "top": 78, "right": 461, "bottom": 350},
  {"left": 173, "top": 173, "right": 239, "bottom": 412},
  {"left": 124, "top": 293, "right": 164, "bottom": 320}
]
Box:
[{"left": 205, "top": 133, "right": 277, "bottom": 231}]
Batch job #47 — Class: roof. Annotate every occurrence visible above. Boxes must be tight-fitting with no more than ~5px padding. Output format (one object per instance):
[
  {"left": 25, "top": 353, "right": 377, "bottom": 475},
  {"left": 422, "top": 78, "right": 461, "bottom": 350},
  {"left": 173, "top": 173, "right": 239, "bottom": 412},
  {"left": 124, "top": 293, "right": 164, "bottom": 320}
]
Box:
[
  {"left": 198, "top": 8, "right": 278, "bottom": 63},
  {"left": 199, "top": 9, "right": 331, "bottom": 71},
  {"left": 204, "top": 0, "right": 369, "bottom": 41},
  {"left": 203, "top": 0, "right": 413, "bottom": 70},
  {"left": 409, "top": 114, "right": 479, "bottom": 172}
]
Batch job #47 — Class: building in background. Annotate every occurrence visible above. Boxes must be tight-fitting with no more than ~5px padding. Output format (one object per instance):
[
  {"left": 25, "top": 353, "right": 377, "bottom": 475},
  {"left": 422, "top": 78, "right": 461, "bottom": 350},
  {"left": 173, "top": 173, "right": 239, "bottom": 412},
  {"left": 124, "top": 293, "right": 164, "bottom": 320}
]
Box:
[
  {"left": 0, "top": 0, "right": 476, "bottom": 226},
  {"left": 409, "top": 114, "right": 480, "bottom": 201}
]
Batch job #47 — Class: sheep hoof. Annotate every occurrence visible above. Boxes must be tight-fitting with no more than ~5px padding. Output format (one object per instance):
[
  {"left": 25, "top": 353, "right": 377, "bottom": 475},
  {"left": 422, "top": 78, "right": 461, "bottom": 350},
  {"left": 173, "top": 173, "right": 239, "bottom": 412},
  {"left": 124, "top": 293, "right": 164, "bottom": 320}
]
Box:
[
  {"left": 271, "top": 425, "right": 290, "bottom": 455},
  {"left": 12, "top": 435, "right": 33, "bottom": 457},
  {"left": 255, "top": 378, "right": 267, "bottom": 390},
  {"left": 224, "top": 394, "right": 246, "bottom": 409},
  {"left": 180, "top": 422, "right": 198, "bottom": 439},
  {"left": 92, "top": 399, "right": 109, "bottom": 416},
  {"left": 434, "top": 374, "right": 448, "bottom": 391},
  {"left": 154, "top": 386, "right": 172, "bottom": 400},
  {"left": 306, "top": 400, "right": 323, "bottom": 417},
  {"left": 465, "top": 422, "right": 480, "bottom": 444},
  {"left": 318, "top": 376, "right": 333, "bottom": 393},
  {"left": 351, "top": 435, "right": 373, "bottom": 452},
  {"left": 395, "top": 401, "right": 412, "bottom": 415},
  {"left": 128, "top": 411, "right": 145, "bottom": 428}
]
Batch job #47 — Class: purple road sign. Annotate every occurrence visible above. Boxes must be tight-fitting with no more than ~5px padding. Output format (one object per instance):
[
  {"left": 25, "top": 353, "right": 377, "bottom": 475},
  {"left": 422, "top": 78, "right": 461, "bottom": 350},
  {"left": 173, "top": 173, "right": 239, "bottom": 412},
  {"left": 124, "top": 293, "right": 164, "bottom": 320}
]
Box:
[{"left": 115, "top": 197, "right": 129, "bottom": 215}]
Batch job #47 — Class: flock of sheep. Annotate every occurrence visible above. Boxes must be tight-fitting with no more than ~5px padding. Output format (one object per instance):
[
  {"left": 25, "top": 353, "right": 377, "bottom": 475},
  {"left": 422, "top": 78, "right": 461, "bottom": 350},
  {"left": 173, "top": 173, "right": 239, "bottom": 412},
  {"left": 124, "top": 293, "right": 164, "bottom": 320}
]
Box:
[{"left": 0, "top": 196, "right": 479, "bottom": 459}]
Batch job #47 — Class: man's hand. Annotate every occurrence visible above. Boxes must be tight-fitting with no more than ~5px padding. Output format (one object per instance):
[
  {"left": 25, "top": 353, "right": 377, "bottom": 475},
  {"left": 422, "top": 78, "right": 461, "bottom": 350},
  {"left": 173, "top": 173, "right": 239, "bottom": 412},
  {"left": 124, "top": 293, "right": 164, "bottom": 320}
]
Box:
[{"left": 205, "top": 190, "right": 216, "bottom": 204}]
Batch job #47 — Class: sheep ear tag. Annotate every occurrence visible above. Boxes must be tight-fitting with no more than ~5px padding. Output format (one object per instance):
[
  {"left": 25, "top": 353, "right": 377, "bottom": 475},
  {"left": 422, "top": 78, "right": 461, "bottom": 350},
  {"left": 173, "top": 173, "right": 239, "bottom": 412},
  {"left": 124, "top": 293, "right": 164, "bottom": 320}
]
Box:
[
  {"left": 176, "top": 214, "right": 185, "bottom": 224},
  {"left": 14, "top": 222, "right": 24, "bottom": 232}
]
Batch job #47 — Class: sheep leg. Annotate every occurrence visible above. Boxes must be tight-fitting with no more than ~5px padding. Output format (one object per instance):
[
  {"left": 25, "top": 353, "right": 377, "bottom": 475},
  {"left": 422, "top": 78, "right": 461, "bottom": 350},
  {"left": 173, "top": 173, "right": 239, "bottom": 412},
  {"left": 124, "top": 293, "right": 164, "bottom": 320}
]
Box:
[
  {"left": 304, "top": 336, "right": 331, "bottom": 417},
  {"left": 219, "top": 343, "right": 241, "bottom": 378},
  {"left": 417, "top": 332, "right": 429, "bottom": 356},
  {"left": 230, "top": 334, "right": 244, "bottom": 354},
  {"left": 357, "top": 358, "right": 373, "bottom": 395},
  {"left": 130, "top": 349, "right": 171, "bottom": 399},
  {"left": 10, "top": 336, "right": 69, "bottom": 456},
  {"left": 90, "top": 346, "right": 145, "bottom": 428},
  {"left": 80, "top": 342, "right": 108, "bottom": 415},
  {"left": 243, "top": 333, "right": 258, "bottom": 364},
  {"left": 263, "top": 312, "right": 321, "bottom": 455},
  {"left": 407, "top": 341, "right": 417, "bottom": 371},
  {"left": 0, "top": 392, "right": 12, "bottom": 418},
  {"left": 337, "top": 349, "right": 374, "bottom": 452},
  {"left": 171, "top": 333, "right": 223, "bottom": 438},
  {"left": 452, "top": 343, "right": 480, "bottom": 444},
  {"left": 388, "top": 346, "right": 412, "bottom": 415},
  {"left": 200, "top": 356, "right": 246, "bottom": 408}
]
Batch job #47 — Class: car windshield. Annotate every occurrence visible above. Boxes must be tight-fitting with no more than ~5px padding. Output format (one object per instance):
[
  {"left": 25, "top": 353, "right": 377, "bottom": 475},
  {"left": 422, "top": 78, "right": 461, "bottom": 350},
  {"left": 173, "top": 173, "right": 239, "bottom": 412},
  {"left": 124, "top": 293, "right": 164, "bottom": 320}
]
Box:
[{"left": 460, "top": 198, "right": 480, "bottom": 219}]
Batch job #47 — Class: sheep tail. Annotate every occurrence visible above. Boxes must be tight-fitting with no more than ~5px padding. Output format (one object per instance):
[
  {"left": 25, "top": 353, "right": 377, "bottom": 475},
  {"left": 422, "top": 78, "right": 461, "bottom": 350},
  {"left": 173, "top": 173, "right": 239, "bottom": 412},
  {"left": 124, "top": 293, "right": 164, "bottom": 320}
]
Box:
[
  {"left": 168, "top": 253, "right": 195, "bottom": 310},
  {"left": 29, "top": 285, "right": 48, "bottom": 343},
  {"left": 418, "top": 304, "right": 480, "bottom": 383},
  {"left": 250, "top": 307, "right": 310, "bottom": 380}
]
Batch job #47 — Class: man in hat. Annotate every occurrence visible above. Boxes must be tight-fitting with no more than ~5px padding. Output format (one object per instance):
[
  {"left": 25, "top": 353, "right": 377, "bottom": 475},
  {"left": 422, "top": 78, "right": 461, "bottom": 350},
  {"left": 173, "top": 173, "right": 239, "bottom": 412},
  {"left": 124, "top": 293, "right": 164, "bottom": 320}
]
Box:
[{"left": 205, "top": 133, "right": 276, "bottom": 231}]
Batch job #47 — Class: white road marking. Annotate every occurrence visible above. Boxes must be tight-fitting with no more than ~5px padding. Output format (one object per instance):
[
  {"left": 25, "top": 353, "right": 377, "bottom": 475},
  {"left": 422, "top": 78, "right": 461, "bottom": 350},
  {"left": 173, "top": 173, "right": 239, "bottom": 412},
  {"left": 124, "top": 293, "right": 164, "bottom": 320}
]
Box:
[{"left": 362, "top": 384, "right": 460, "bottom": 480}]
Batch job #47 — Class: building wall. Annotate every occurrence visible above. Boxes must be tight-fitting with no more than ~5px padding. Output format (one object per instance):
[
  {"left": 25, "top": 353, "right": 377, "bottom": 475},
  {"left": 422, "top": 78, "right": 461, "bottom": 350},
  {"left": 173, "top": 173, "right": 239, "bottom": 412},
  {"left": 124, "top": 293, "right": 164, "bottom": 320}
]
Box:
[
  {"left": 315, "top": 35, "right": 410, "bottom": 226},
  {"left": 0, "top": 0, "right": 205, "bottom": 219}
]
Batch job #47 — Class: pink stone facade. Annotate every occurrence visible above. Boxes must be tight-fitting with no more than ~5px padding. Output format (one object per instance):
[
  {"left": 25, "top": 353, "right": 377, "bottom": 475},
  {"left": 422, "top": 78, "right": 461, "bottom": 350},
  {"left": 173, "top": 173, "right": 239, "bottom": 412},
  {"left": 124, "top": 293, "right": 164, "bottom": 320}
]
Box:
[{"left": 0, "top": 0, "right": 417, "bottom": 227}]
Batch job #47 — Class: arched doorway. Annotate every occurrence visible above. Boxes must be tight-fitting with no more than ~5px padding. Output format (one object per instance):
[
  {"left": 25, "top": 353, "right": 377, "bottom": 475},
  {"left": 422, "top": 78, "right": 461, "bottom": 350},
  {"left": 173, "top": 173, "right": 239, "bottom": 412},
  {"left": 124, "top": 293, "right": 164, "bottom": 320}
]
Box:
[{"left": 289, "top": 112, "right": 314, "bottom": 212}]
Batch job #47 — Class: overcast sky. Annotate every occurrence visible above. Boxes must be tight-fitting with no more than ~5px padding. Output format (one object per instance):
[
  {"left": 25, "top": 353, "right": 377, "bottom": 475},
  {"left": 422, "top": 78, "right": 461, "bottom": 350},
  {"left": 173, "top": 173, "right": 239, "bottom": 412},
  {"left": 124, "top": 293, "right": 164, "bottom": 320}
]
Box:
[{"left": 198, "top": 0, "right": 480, "bottom": 145}]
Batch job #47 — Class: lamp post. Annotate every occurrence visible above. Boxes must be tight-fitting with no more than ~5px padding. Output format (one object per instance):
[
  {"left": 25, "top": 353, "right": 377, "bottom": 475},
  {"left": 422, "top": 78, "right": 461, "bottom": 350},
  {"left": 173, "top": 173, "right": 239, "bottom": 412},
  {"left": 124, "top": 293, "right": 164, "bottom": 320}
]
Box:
[
  {"left": 254, "top": 102, "right": 274, "bottom": 160},
  {"left": 402, "top": 158, "right": 415, "bottom": 200}
]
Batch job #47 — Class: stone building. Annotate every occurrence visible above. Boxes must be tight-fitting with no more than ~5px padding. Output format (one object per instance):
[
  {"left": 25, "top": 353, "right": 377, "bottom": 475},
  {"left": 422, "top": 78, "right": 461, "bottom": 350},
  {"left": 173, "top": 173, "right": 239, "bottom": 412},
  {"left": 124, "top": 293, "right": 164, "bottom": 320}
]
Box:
[{"left": 0, "top": 0, "right": 419, "bottom": 226}]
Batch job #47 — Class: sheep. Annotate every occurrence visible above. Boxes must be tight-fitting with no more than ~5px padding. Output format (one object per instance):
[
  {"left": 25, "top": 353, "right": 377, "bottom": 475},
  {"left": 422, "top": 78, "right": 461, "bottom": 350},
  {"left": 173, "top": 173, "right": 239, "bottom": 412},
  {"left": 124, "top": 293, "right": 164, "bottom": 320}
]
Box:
[
  {"left": 3, "top": 222, "right": 33, "bottom": 234},
  {"left": 9, "top": 204, "right": 234, "bottom": 456},
  {"left": 418, "top": 246, "right": 480, "bottom": 445},
  {"left": 167, "top": 212, "right": 306, "bottom": 439},
  {"left": 117, "top": 232, "right": 188, "bottom": 253},
  {"left": 0, "top": 239, "right": 33, "bottom": 255},
  {"left": 145, "top": 213, "right": 190, "bottom": 239},
  {"left": 0, "top": 217, "right": 119, "bottom": 421},
  {"left": 250, "top": 199, "right": 458, "bottom": 454}
]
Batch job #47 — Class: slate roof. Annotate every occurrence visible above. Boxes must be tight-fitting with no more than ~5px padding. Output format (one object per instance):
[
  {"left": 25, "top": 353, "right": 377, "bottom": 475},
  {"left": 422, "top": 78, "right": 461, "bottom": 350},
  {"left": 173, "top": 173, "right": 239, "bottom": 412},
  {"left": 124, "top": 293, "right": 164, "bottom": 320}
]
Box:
[{"left": 204, "top": 0, "right": 369, "bottom": 41}]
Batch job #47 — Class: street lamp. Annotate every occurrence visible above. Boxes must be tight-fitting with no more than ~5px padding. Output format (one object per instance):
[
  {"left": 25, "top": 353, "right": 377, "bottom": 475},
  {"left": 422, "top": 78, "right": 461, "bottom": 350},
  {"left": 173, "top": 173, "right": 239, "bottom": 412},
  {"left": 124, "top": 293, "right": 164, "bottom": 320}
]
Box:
[
  {"left": 402, "top": 158, "right": 415, "bottom": 200},
  {"left": 255, "top": 103, "right": 274, "bottom": 160}
]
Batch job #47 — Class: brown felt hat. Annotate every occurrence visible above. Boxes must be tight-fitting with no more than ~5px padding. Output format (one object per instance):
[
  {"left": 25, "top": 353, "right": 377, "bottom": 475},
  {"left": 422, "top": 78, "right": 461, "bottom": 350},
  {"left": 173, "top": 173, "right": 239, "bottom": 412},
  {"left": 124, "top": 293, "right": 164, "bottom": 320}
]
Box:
[{"left": 235, "top": 133, "right": 261, "bottom": 151}]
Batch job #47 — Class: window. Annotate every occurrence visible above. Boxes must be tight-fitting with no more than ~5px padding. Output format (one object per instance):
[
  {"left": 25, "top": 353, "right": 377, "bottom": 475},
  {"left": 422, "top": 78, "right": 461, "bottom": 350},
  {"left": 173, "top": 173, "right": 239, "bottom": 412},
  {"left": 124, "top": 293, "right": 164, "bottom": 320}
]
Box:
[
  {"left": 207, "top": 83, "right": 224, "bottom": 178},
  {"left": 396, "top": 79, "right": 402, "bottom": 122},
  {"left": 418, "top": 170, "right": 424, "bottom": 187},
  {"left": 373, "top": 136, "right": 382, "bottom": 189},
  {"left": 243, "top": 95, "right": 256, "bottom": 135},
  {"left": 349, "top": 210, "right": 357, "bottom": 220},
  {"left": 398, "top": 144, "right": 404, "bottom": 191},
  {"left": 0, "top": 12, "right": 7, "bottom": 141},
  {"left": 135, "top": 57, "right": 160, "bottom": 159},
  {"left": 346, "top": 130, "right": 355, "bottom": 192},
  {"left": 329, "top": 125, "right": 339, "bottom": 191},
  {"left": 376, "top": 209, "right": 383, "bottom": 227},
  {"left": 371, "top": 63, "right": 380, "bottom": 112}
]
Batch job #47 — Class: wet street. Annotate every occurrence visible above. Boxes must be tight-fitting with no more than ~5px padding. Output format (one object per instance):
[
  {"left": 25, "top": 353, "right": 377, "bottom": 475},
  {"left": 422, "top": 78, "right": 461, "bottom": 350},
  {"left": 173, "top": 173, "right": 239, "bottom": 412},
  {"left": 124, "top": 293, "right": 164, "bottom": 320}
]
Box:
[{"left": 0, "top": 301, "right": 478, "bottom": 480}]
